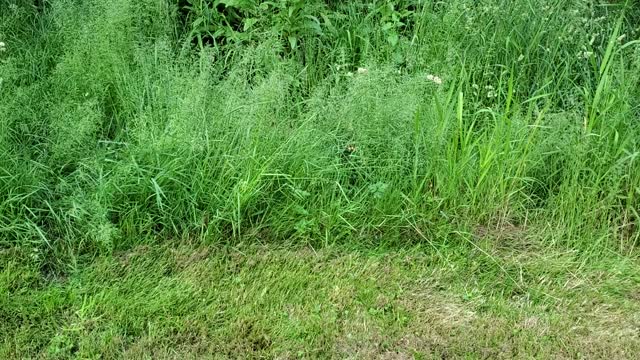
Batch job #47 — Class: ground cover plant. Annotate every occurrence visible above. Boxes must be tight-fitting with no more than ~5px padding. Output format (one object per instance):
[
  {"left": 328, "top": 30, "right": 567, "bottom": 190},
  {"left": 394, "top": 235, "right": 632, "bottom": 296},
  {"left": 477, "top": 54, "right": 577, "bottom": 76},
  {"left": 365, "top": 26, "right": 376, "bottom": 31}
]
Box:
[{"left": 1, "top": 0, "right": 640, "bottom": 358}]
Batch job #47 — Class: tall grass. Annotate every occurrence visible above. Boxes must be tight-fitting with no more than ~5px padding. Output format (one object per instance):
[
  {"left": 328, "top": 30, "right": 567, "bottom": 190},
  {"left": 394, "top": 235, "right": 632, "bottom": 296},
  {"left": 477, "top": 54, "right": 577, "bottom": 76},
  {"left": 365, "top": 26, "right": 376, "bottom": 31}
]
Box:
[{"left": 0, "top": 0, "right": 639, "bottom": 270}]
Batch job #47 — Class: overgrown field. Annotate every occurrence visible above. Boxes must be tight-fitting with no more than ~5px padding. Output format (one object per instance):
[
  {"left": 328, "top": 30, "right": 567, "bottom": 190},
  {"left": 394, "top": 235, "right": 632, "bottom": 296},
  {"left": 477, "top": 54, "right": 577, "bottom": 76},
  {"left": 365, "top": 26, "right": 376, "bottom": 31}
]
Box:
[{"left": 1, "top": 0, "right": 640, "bottom": 358}]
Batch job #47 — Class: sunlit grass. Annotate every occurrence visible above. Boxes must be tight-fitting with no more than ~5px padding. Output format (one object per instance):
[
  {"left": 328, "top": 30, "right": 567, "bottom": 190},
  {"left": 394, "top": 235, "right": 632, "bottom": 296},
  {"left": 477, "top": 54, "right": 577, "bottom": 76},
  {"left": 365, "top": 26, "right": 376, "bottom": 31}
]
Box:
[{"left": 1, "top": 0, "right": 639, "bottom": 357}]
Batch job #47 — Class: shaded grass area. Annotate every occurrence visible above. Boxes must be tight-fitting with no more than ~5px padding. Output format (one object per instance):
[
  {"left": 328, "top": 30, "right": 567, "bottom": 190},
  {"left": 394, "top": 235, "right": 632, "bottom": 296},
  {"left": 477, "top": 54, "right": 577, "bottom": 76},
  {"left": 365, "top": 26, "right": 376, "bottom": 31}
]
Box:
[{"left": 3, "top": 238, "right": 640, "bottom": 358}]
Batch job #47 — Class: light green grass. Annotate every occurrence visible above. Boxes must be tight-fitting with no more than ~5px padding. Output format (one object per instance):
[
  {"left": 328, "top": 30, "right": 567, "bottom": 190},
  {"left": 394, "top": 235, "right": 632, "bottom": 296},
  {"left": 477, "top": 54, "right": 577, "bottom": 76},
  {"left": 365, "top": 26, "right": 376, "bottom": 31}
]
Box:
[
  {"left": 3, "top": 241, "right": 640, "bottom": 358},
  {"left": 1, "top": 0, "right": 640, "bottom": 357}
]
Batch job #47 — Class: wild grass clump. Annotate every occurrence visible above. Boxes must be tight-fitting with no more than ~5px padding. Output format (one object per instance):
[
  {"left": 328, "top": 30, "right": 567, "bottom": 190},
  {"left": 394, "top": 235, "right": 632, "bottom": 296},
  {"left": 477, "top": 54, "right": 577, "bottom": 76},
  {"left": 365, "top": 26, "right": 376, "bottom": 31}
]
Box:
[{"left": 0, "top": 0, "right": 639, "bottom": 271}]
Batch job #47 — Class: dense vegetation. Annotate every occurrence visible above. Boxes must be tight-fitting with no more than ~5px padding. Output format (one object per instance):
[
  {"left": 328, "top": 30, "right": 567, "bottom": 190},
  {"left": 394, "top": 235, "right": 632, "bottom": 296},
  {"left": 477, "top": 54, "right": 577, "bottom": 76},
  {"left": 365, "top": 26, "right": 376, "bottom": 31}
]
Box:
[{"left": 1, "top": 0, "right": 640, "bottom": 357}]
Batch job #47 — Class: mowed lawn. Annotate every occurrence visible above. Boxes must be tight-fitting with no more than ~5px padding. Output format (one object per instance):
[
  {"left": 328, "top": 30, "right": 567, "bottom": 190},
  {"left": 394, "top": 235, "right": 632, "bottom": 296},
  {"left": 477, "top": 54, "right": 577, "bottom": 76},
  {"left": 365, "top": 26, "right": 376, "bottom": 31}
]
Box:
[{"left": 3, "top": 235, "right": 640, "bottom": 358}]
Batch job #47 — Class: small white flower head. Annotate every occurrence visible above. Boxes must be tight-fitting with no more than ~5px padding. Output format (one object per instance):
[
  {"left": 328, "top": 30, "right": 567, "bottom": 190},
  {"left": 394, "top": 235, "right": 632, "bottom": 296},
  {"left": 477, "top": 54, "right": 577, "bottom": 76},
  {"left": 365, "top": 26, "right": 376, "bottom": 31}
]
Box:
[
  {"left": 357, "top": 67, "right": 368, "bottom": 75},
  {"left": 580, "top": 51, "right": 593, "bottom": 59},
  {"left": 487, "top": 90, "right": 497, "bottom": 98},
  {"left": 30, "top": 247, "right": 41, "bottom": 261},
  {"left": 484, "top": 85, "right": 494, "bottom": 90},
  {"left": 426, "top": 74, "right": 443, "bottom": 85},
  {"left": 517, "top": 54, "right": 525, "bottom": 62},
  {"left": 0, "top": 42, "right": 5, "bottom": 52},
  {"left": 471, "top": 84, "right": 479, "bottom": 90},
  {"left": 346, "top": 71, "right": 354, "bottom": 77}
]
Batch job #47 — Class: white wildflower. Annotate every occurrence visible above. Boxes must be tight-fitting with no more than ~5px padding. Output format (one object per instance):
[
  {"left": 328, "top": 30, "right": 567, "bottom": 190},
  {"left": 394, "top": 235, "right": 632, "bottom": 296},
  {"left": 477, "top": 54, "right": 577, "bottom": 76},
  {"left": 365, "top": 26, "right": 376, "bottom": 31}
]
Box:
[
  {"left": 357, "top": 67, "right": 368, "bottom": 75},
  {"left": 0, "top": 42, "right": 5, "bottom": 52},
  {"left": 426, "top": 74, "right": 442, "bottom": 85},
  {"left": 471, "top": 84, "right": 479, "bottom": 96},
  {"left": 580, "top": 51, "right": 593, "bottom": 59},
  {"left": 30, "top": 247, "right": 40, "bottom": 261},
  {"left": 487, "top": 90, "right": 497, "bottom": 99}
]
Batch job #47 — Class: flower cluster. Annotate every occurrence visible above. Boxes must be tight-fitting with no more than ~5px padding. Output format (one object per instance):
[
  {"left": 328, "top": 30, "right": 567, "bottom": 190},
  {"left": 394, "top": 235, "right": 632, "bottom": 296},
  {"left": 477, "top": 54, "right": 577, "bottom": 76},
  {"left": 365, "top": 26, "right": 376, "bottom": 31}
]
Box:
[{"left": 426, "top": 74, "right": 442, "bottom": 85}]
